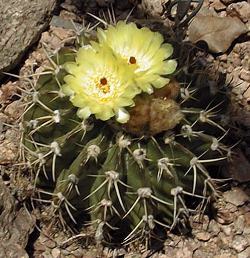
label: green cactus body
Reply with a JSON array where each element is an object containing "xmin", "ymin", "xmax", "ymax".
[{"xmin": 21, "ymin": 34, "xmax": 229, "ymax": 246}]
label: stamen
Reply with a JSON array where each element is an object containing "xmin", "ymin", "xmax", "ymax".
[
  {"xmin": 100, "ymin": 77, "xmax": 107, "ymax": 85},
  {"xmin": 97, "ymin": 77, "xmax": 110, "ymax": 94},
  {"xmin": 129, "ymin": 56, "xmax": 136, "ymax": 64}
]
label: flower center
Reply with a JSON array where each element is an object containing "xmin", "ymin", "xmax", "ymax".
[
  {"xmin": 129, "ymin": 56, "xmax": 137, "ymax": 64},
  {"xmin": 100, "ymin": 77, "xmax": 107, "ymax": 85},
  {"xmin": 97, "ymin": 77, "xmax": 110, "ymax": 94}
]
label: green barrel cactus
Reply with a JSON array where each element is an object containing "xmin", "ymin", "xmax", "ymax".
[{"xmin": 21, "ymin": 21, "xmax": 230, "ymax": 246}]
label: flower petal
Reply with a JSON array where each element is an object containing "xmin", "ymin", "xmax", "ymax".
[
  {"xmin": 115, "ymin": 108, "xmax": 130, "ymax": 123},
  {"xmin": 77, "ymin": 107, "xmax": 91, "ymax": 119}
]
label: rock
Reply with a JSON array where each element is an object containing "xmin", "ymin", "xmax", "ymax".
[
  {"xmin": 234, "ymin": 215, "xmax": 245, "ymax": 235},
  {"xmin": 51, "ymin": 248, "xmax": 61, "ymax": 258},
  {"xmin": 214, "ymin": 200, "xmax": 235, "ymax": 225},
  {"xmin": 138, "ymin": 0, "xmax": 165, "ymax": 17},
  {"xmin": 0, "ymin": 81, "xmax": 20, "ymax": 106},
  {"xmin": 220, "ymin": 225, "xmax": 233, "ymax": 236},
  {"xmin": 210, "ymin": 0, "xmax": 226, "ymax": 12},
  {"xmin": 214, "ymin": 254, "xmax": 237, "ymax": 258},
  {"xmin": 218, "ymin": 231, "xmax": 233, "ymax": 248},
  {"xmin": 189, "ymin": 13, "xmax": 247, "ymax": 53},
  {"xmin": 227, "ymin": 149, "xmax": 250, "ymax": 183},
  {"xmin": 115, "ymin": 0, "xmax": 133, "ymax": 10},
  {"xmin": 233, "ymin": 42, "xmax": 250, "ymax": 71},
  {"xmin": 96, "ymin": 0, "xmax": 115, "ymax": 7},
  {"xmin": 0, "ymin": 0, "xmax": 58, "ymax": 76},
  {"xmin": 195, "ymin": 231, "xmax": 211, "ymax": 241},
  {"xmin": 238, "ymin": 247, "xmax": 250, "ymax": 258},
  {"xmin": 0, "ymin": 113, "xmax": 8, "ymax": 134},
  {"xmin": 4, "ymin": 100, "xmax": 24, "ymax": 121},
  {"xmin": 193, "ymin": 249, "xmax": 214, "ymax": 258},
  {"xmin": 208, "ymin": 220, "xmax": 221, "ymax": 236},
  {"xmin": 231, "ymin": 235, "xmax": 249, "ymax": 253},
  {"xmin": 0, "ymin": 140, "xmax": 18, "ymax": 165},
  {"xmin": 0, "ymin": 243, "xmax": 29, "ymax": 258},
  {"xmin": 124, "ymin": 253, "xmax": 143, "ymax": 258},
  {"xmin": 0, "ymin": 178, "xmax": 36, "ymax": 257},
  {"xmin": 240, "ymin": 69, "xmax": 250, "ymax": 83},
  {"xmin": 175, "ymin": 247, "xmax": 194, "ymax": 258},
  {"xmin": 227, "ymin": 2, "xmax": 250, "ymax": 23},
  {"xmin": 220, "ymin": 0, "xmax": 237, "ymax": 5},
  {"xmin": 40, "ymin": 27, "xmax": 75, "ymax": 51},
  {"xmin": 223, "ymin": 188, "xmax": 249, "ymax": 207},
  {"xmin": 244, "ymin": 212, "xmax": 250, "ymax": 235},
  {"xmin": 50, "ymin": 15, "xmax": 81, "ymax": 30}
]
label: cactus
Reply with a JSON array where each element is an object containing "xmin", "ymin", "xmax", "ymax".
[{"xmin": 21, "ymin": 21, "xmax": 230, "ymax": 246}]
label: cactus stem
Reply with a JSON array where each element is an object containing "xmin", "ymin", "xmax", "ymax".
[
  {"xmin": 32, "ymin": 197, "xmax": 52, "ymax": 204},
  {"xmin": 123, "ymin": 214, "xmax": 157, "ymax": 246},
  {"xmin": 180, "ymin": 83, "xmax": 198, "ymax": 103},
  {"xmin": 84, "ymin": 171, "xmax": 129, "ymax": 212},
  {"xmin": 22, "ymin": 92, "xmax": 53, "ymax": 116},
  {"xmin": 52, "ymin": 155, "xmax": 59, "ymax": 182},
  {"xmin": 26, "ymin": 140, "xmax": 61, "ymax": 182},
  {"xmin": 225, "ymin": 140, "xmax": 240, "ymax": 160},
  {"xmin": 38, "ymin": 190, "xmax": 77, "ymax": 224},
  {"xmin": 46, "ymin": 76, "xmax": 65, "ymax": 103},
  {"xmin": 195, "ymin": 101, "xmax": 226, "ymax": 132},
  {"xmin": 87, "ymin": 199, "xmax": 120, "ymax": 220},
  {"xmin": 59, "ymin": 233, "xmax": 88, "ymax": 247},
  {"xmin": 86, "ymin": 144, "xmax": 101, "ymax": 163},
  {"xmin": 27, "ymin": 119, "xmax": 39, "ymax": 129},
  {"xmin": 132, "ymin": 148, "xmax": 148, "ymax": 169},
  {"xmin": 124, "ymin": 188, "xmax": 173, "ymax": 219},
  {"xmin": 154, "ymin": 217, "xmax": 171, "ymax": 229},
  {"xmin": 93, "ymin": 219, "xmax": 118, "ymax": 243},
  {"xmin": 29, "ymin": 119, "xmax": 54, "ymax": 136},
  {"xmin": 197, "ymin": 156, "xmax": 228, "ymax": 163},
  {"xmin": 170, "ymin": 207, "xmax": 189, "ymax": 230},
  {"xmin": 163, "ymin": 132, "xmax": 176, "ymax": 145},
  {"xmin": 41, "ymin": 43, "xmax": 60, "ymax": 70},
  {"xmin": 59, "ymin": 174, "xmax": 80, "ymax": 195},
  {"xmin": 87, "ymin": 12, "xmax": 108, "ymax": 27},
  {"xmin": 22, "ymin": 102, "xmax": 36, "ymax": 118},
  {"xmin": 179, "ymin": 124, "xmax": 202, "ymax": 140},
  {"xmin": 157, "ymin": 157, "xmax": 175, "ymax": 181},
  {"xmin": 95, "ymin": 221, "xmax": 105, "ymax": 243},
  {"xmin": 25, "ymin": 71, "xmax": 55, "ymax": 78},
  {"xmin": 49, "ymin": 90, "xmax": 65, "ymax": 101},
  {"xmin": 123, "ymin": 217, "xmax": 145, "ymax": 243},
  {"xmin": 204, "ymin": 178, "xmax": 218, "ymax": 196},
  {"xmin": 116, "ymin": 134, "xmax": 131, "ymax": 150},
  {"xmin": 199, "ymin": 110, "xmax": 226, "ymax": 132},
  {"xmin": 33, "ymin": 153, "xmax": 48, "ymax": 181},
  {"xmin": 67, "ymin": 119, "xmax": 94, "ymax": 140},
  {"xmin": 170, "ymin": 187, "xmax": 191, "ymax": 228}
]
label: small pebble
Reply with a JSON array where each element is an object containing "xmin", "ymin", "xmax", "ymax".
[
  {"xmin": 231, "ymin": 235, "xmax": 249, "ymax": 253},
  {"xmin": 234, "ymin": 215, "xmax": 245, "ymax": 235},
  {"xmin": 196, "ymin": 231, "xmax": 211, "ymax": 241},
  {"xmin": 240, "ymin": 69, "xmax": 250, "ymax": 82},
  {"xmin": 223, "ymin": 188, "xmax": 249, "ymax": 207}
]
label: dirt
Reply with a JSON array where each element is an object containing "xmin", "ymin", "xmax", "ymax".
[{"xmin": 0, "ymin": 0, "xmax": 249, "ymax": 257}]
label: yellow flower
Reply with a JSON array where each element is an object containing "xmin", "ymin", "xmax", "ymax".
[
  {"xmin": 63, "ymin": 46, "xmax": 139, "ymax": 123},
  {"xmin": 95, "ymin": 21, "xmax": 177, "ymax": 94}
]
